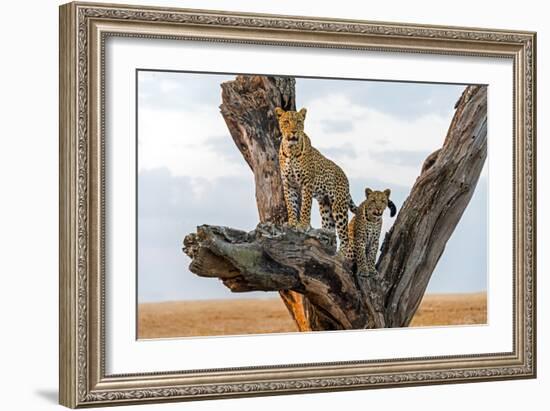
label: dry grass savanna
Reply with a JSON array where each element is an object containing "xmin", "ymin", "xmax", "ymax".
[{"xmin": 138, "ymin": 292, "xmax": 487, "ymax": 339}]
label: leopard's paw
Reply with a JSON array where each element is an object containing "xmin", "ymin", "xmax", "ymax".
[
  {"xmin": 356, "ymin": 270, "xmax": 369, "ymax": 279},
  {"xmin": 368, "ymin": 269, "xmax": 381, "ymax": 280},
  {"xmin": 296, "ymin": 222, "xmax": 311, "ymax": 232},
  {"xmin": 283, "ymin": 220, "xmax": 299, "ymax": 229},
  {"xmin": 357, "ymin": 269, "xmax": 379, "ymax": 280}
]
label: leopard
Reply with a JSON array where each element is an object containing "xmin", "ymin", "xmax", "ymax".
[
  {"xmin": 274, "ymin": 107, "xmax": 357, "ymax": 254},
  {"xmin": 348, "ymin": 188, "xmax": 397, "ymax": 279}
]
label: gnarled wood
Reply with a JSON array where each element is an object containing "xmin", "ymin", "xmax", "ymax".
[
  {"xmin": 220, "ymin": 75, "xmax": 294, "ymax": 224},
  {"xmin": 183, "ymin": 224, "xmax": 369, "ymax": 329},
  {"xmin": 183, "ymin": 80, "xmax": 487, "ymax": 330},
  {"xmin": 379, "ymin": 85, "xmax": 487, "ymax": 327}
]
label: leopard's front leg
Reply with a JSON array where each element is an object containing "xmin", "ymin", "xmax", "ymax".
[
  {"xmin": 333, "ymin": 202, "xmax": 351, "ymax": 257},
  {"xmin": 297, "ymin": 185, "xmax": 313, "ymax": 230},
  {"xmin": 282, "ymin": 180, "xmax": 300, "ymax": 227},
  {"xmin": 355, "ymin": 240, "xmax": 369, "ymax": 279},
  {"xmin": 365, "ymin": 237, "xmax": 379, "ymax": 278}
]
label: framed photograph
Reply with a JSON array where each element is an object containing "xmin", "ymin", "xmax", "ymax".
[{"xmin": 59, "ymin": 1, "xmax": 537, "ymax": 408}]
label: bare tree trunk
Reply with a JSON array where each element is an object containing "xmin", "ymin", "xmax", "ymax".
[
  {"xmin": 379, "ymin": 85, "xmax": 487, "ymax": 327},
  {"xmin": 183, "ymin": 79, "xmax": 487, "ymax": 330},
  {"xmin": 220, "ymin": 76, "xmax": 294, "ymax": 225}
]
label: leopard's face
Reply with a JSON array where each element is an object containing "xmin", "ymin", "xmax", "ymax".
[
  {"xmin": 364, "ymin": 189, "xmax": 391, "ymax": 221},
  {"xmin": 275, "ymin": 107, "xmax": 307, "ymax": 147}
]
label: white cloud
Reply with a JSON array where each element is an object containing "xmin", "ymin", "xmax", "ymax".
[
  {"xmin": 303, "ymin": 93, "xmax": 455, "ymax": 187},
  {"xmin": 138, "ymin": 104, "xmax": 249, "ymax": 180},
  {"xmin": 158, "ymin": 78, "xmax": 182, "ymax": 94}
]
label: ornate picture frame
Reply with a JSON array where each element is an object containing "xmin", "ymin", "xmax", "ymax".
[{"xmin": 59, "ymin": 1, "xmax": 536, "ymax": 408}]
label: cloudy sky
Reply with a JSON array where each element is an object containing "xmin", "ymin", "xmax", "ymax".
[{"xmin": 137, "ymin": 71, "xmax": 487, "ymax": 303}]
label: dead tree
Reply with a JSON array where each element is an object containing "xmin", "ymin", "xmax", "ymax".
[{"xmin": 182, "ymin": 76, "xmax": 487, "ymax": 330}]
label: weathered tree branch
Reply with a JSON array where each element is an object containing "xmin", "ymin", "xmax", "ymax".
[
  {"xmin": 183, "ymin": 224, "xmax": 368, "ymax": 329},
  {"xmin": 183, "ymin": 79, "xmax": 487, "ymax": 330}
]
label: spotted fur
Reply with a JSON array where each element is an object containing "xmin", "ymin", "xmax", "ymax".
[
  {"xmin": 275, "ymin": 107, "xmax": 357, "ymax": 253},
  {"xmin": 348, "ymin": 188, "xmax": 397, "ymax": 278}
]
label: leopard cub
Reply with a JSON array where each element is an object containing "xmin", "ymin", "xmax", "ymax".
[{"xmin": 348, "ymin": 188, "xmax": 397, "ymax": 279}]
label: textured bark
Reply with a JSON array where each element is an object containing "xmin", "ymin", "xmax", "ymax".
[
  {"xmin": 378, "ymin": 85, "xmax": 487, "ymax": 327},
  {"xmin": 183, "ymin": 80, "xmax": 487, "ymax": 330},
  {"xmin": 183, "ymin": 224, "xmax": 368, "ymax": 329},
  {"xmin": 220, "ymin": 75, "xmax": 294, "ymax": 224}
]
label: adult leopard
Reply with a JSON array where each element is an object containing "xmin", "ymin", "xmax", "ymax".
[{"xmin": 274, "ymin": 107, "xmax": 356, "ymax": 254}]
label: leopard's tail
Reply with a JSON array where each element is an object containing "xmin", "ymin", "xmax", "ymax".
[{"xmin": 348, "ymin": 195, "xmax": 357, "ymax": 214}]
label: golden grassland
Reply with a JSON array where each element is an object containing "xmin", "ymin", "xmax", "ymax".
[{"xmin": 137, "ymin": 292, "xmax": 487, "ymax": 339}]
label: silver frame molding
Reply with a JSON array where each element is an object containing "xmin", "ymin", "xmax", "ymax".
[{"xmin": 59, "ymin": 2, "xmax": 536, "ymax": 408}]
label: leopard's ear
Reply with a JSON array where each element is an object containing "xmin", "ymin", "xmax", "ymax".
[
  {"xmin": 274, "ymin": 107, "xmax": 285, "ymax": 119},
  {"xmin": 365, "ymin": 188, "xmax": 373, "ymax": 198},
  {"xmin": 299, "ymin": 107, "xmax": 307, "ymax": 119},
  {"xmin": 384, "ymin": 188, "xmax": 391, "ymax": 199}
]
